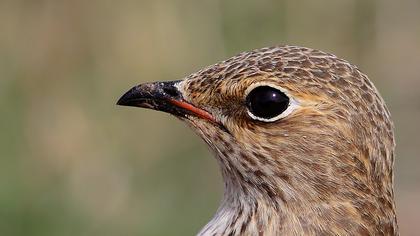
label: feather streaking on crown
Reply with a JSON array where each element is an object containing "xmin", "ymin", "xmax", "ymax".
[{"xmin": 117, "ymin": 45, "xmax": 398, "ymax": 235}]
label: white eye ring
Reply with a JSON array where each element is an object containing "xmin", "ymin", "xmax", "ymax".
[{"xmin": 244, "ymin": 82, "xmax": 299, "ymax": 122}]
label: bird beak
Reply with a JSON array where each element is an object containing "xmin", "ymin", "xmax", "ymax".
[{"xmin": 117, "ymin": 81, "xmax": 216, "ymax": 122}]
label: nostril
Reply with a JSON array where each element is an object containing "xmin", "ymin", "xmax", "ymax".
[{"xmin": 163, "ymin": 85, "xmax": 180, "ymax": 98}]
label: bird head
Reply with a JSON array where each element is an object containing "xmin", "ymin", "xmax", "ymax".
[{"xmin": 118, "ymin": 46, "xmax": 397, "ymax": 234}]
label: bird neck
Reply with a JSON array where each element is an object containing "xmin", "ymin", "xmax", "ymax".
[
  {"xmin": 198, "ymin": 153, "xmax": 398, "ymax": 236},
  {"xmin": 198, "ymin": 163, "xmax": 289, "ymax": 236},
  {"xmin": 190, "ymin": 121, "xmax": 397, "ymax": 235}
]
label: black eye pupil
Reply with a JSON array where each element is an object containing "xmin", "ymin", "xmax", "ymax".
[{"xmin": 246, "ymin": 86, "xmax": 289, "ymax": 120}]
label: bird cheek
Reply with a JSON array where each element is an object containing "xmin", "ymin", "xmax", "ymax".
[{"xmin": 218, "ymin": 118, "xmax": 249, "ymax": 141}]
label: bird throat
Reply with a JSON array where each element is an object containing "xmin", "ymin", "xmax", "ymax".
[
  {"xmin": 196, "ymin": 139, "xmax": 292, "ymax": 235},
  {"xmin": 198, "ymin": 166, "xmax": 287, "ymax": 236}
]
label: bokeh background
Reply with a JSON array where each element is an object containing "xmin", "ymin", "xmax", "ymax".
[{"xmin": 1, "ymin": 0, "xmax": 419, "ymax": 235}]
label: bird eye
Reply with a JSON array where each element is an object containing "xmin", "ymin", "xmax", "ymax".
[{"xmin": 246, "ymin": 86, "xmax": 290, "ymax": 122}]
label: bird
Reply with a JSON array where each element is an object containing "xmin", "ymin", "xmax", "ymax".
[{"xmin": 117, "ymin": 45, "xmax": 398, "ymax": 235}]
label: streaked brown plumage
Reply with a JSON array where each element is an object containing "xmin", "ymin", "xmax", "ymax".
[{"xmin": 118, "ymin": 46, "xmax": 398, "ymax": 235}]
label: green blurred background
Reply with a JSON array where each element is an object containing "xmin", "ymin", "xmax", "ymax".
[{"xmin": 1, "ymin": 0, "xmax": 419, "ymax": 235}]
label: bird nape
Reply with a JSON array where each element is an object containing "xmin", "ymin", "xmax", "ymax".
[{"xmin": 117, "ymin": 46, "xmax": 398, "ymax": 236}]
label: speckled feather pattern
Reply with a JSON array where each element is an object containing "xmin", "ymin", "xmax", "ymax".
[{"xmin": 174, "ymin": 46, "xmax": 398, "ymax": 235}]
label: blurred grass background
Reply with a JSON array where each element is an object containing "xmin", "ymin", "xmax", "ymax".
[{"xmin": 1, "ymin": 0, "xmax": 419, "ymax": 235}]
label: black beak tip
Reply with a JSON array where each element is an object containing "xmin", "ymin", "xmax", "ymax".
[
  {"xmin": 116, "ymin": 94, "xmax": 128, "ymax": 106},
  {"xmin": 116, "ymin": 87, "xmax": 138, "ymax": 106},
  {"xmin": 116, "ymin": 96, "xmax": 125, "ymax": 106}
]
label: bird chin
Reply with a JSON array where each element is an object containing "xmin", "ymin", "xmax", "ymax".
[
  {"xmin": 176, "ymin": 114, "xmax": 204, "ymax": 124},
  {"xmin": 178, "ymin": 114, "xmax": 232, "ymax": 137}
]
